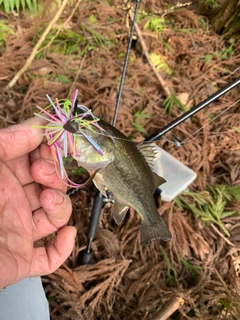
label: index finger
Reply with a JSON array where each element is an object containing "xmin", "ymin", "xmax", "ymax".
[{"xmin": 0, "ymin": 117, "xmax": 46, "ymax": 161}]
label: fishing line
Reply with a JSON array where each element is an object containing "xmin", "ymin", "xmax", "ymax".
[{"xmin": 174, "ymin": 98, "xmax": 240, "ymax": 146}]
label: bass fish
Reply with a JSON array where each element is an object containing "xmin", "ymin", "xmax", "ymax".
[{"xmin": 73, "ymin": 119, "xmax": 171, "ymax": 245}]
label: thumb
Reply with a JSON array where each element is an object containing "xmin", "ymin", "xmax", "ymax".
[{"xmin": 0, "ymin": 117, "xmax": 47, "ymax": 161}]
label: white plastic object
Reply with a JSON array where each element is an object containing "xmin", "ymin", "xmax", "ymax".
[{"xmin": 153, "ymin": 144, "xmax": 197, "ymax": 202}]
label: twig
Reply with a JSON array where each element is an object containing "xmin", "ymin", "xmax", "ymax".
[
  {"xmin": 210, "ymin": 223, "xmax": 234, "ymax": 247},
  {"xmin": 150, "ymin": 296, "xmax": 184, "ymax": 320},
  {"xmin": 6, "ymin": 0, "xmax": 70, "ymax": 89},
  {"xmin": 128, "ymin": 10, "xmax": 170, "ymax": 97}
]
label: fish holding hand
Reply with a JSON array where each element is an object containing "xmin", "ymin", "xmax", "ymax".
[{"xmin": 35, "ymin": 91, "xmax": 171, "ymax": 245}]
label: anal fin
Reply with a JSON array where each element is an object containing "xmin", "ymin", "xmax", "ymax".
[
  {"xmin": 113, "ymin": 200, "xmax": 129, "ymax": 225},
  {"xmin": 152, "ymin": 171, "xmax": 166, "ymax": 191}
]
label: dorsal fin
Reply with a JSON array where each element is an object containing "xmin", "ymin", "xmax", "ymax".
[{"xmin": 137, "ymin": 142, "xmax": 158, "ymax": 169}]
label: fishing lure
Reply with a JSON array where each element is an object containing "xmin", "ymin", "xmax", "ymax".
[{"xmin": 34, "ymin": 89, "xmax": 108, "ymax": 187}]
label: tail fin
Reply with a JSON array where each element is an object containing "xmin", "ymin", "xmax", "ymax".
[{"xmin": 140, "ymin": 217, "xmax": 171, "ymax": 245}]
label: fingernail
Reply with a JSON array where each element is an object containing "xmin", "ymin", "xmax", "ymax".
[
  {"xmin": 53, "ymin": 190, "xmax": 64, "ymax": 205},
  {"xmin": 41, "ymin": 159, "xmax": 56, "ymax": 175}
]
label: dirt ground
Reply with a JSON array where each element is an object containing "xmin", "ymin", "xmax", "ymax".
[{"xmin": 1, "ymin": 0, "xmax": 240, "ymax": 319}]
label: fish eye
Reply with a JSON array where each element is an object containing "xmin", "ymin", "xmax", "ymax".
[{"xmin": 63, "ymin": 121, "xmax": 79, "ymax": 133}]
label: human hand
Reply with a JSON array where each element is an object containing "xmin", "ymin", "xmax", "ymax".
[{"xmin": 0, "ymin": 117, "xmax": 76, "ymax": 290}]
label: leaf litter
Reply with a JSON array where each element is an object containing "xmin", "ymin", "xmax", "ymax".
[{"xmin": 0, "ymin": 0, "xmax": 240, "ymax": 319}]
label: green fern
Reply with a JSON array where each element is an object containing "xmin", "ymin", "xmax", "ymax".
[
  {"xmin": 34, "ymin": 28, "xmax": 86, "ymax": 59},
  {"xmin": 0, "ymin": 0, "xmax": 37, "ymax": 13},
  {"xmin": 160, "ymin": 246, "xmax": 177, "ymax": 285},
  {"xmin": 178, "ymin": 256, "xmax": 201, "ymax": 278},
  {"xmin": 163, "ymin": 89, "xmax": 186, "ymax": 115},
  {"xmin": 175, "ymin": 185, "xmax": 240, "ymax": 236},
  {"xmin": 131, "ymin": 110, "xmax": 151, "ymax": 136},
  {"xmin": 0, "ymin": 20, "xmax": 15, "ymax": 52}
]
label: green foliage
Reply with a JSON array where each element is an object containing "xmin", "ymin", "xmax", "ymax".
[
  {"xmin": 144, "ymin": 17, "xmax": 166, "ymax": 32},
  {"xmin": 218, "ymin": 298, "xmax": 230, "ymax": 310},
  {"xmin": 200, "ymin": 53, "xmax": 214, "ymax": 64},
  {"xmin": 207, "ymin": 113, "xmax": 215, "ymax": 120},
  {"xmin": 207, "ymin": 184, "xmax": 240, "ymax": 202},
  {"xmin": 35, "ymin": 28, "xmax": 86, "ymax": 58},
  {"xmin": 232, "ymin": 126, "xmax": 240, "ymax": 134},
  {"xmin": 131, "ymin": 110, "xmax": 151, "ymax": 136},
  {"xmin": 0, "ymin": 20, "xmax": 15, "ymax": 52},
  {"xmin": 175, "ymin": 185, "xmax": 240, "ymax": 236},
  {"xmin": 71, "ymin": 167, "xmax": 87, "ymax": 175},
  {"xmin": 199, "ymin": 44, "xmax": 233, "ymax": 64},
  {"xmin": 201, "ymin": 0, "xmax": 221, "ymax": 8},
  {"xmin": 160, "ymin": 246, "xmax": 177, "ymax": 285},
  {"xmin": 88, "ymin": 14, "xmax": 97, "ymax": 24},
  {"xmin": 163, "ymin": 89, "xmax": 186, "ymax": 115},
  {"xmin": 82, "ymin": 23, "xmax": 115, "ymax": 50},
  {"xmin": 106, "ymin": 17, "xmax": 114, "ymax": 23},
  {"xmin": 198, "ymin": 17, "xmax": 208, "ymax": 31},
  {"xmin": 220, "ymin": 44, "xmax": 234, "ymax": 60},
  {"xmin": 117, "ymin": 52, "xmax": 125, "ymax": 60},
  {"xmin": 51, "ymin": 74, "xmax": 72, "ymax": 84},
  {"xmin": 133, "ymin": 110, "xmax": 151, "ymax": 119},
  {"xmin": 162, "ymin": 41, "xmax": 173, "ymax": 52},
  {"xmin": 205, "ymin": 0, "xmax": 215, "ymax": 6},
  {"xmin": 132, "ymin": 122, "xmax": 147, "ymax": 135},
  {"xmin": 35, "ymin": 21, "xmax": 114, "ymax": 59},
  {"xmin": 174, "ymin": 28, "xmax": 196, "ymax": 34},
  {"xmin": 0, "ymin": 0, "xmax": 37, "ymax": 13},
  {"xmin": 178, "ymin": 256, "xmax": 201, "ymax": 278},
  {"xmin": 150, "ymin": 52, "xmax": 173, "ymax": 75},
  {"xmin": 136, "ymin": 12, "xmax": 146, "ymax": 23}
]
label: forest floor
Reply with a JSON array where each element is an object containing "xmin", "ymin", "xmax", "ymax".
[{"xmin": 0, "ymin": 0, "xmax": 240, "ymax": 319}]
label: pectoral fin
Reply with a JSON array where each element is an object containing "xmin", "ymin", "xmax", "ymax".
[
  {"xmin": 93, "ymin": 174, "xmax": 108, "ymax": 197},
  {"xmin": 112, "ymin": 200, "xmax": 129, "ymax": 225}
]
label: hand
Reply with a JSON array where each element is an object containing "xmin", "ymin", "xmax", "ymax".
[{"xmin": 0, "ymin": 117, "xmax": 76, "ymax": 290}]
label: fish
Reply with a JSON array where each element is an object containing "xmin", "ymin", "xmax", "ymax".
[{"xmin": 73, "ymin": 119, "xmax": 171, "ymax": 245}]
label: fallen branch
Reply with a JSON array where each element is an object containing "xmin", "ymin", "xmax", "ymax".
[
  {"xmin": 128, "ymin": 10, "xmax": 170, "ymax": 97},
  {"xmin": 150, "ymin": 296, "xmax": 184, "ymax": 320},
  {"xmin": 6, "ymin": 0, "xmax": 69, "ymax": 89}
]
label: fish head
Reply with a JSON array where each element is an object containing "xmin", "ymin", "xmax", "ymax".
[{"xmin": 73, "ymin": 127, "xmax": 116, "ymax": 171}]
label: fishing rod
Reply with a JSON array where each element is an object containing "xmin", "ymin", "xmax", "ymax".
[
  {"xmin": 146, "ymin": 77, "xmax": 240, "ymax": 142},
  {"xmin": 80, "ymin": 77, "xmax": 240, "ymax": 264},
  {"xmin": 76, "ymin": 1, "xmax": 240, "ymax": 263}
]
